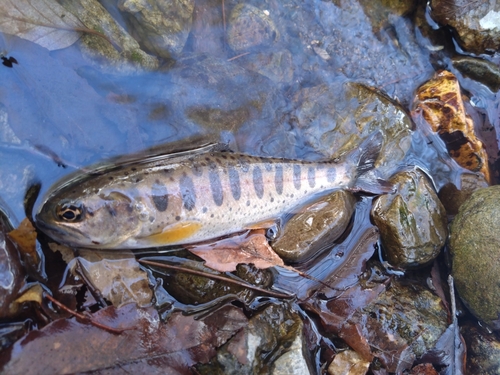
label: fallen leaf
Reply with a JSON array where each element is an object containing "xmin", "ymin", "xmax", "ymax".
[
  {"xmin": 0, "ymin": 0, "xmax": 84, "ymax": 51},
  {"xmin": 188, "ymin": 231, "xmax": 284, "ymax": 272},
  {"xmin": 7, "ymin": 218, "xmax": 40, "ymax": 271},
  {"xmin": 0, "ymin": 303, "xmax": 248, "ymax": 375}
]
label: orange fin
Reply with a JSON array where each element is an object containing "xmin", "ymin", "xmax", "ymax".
[
  {"xmin": 244, "ymin": 219, "xmax": 276, "ymax": 231},
  {"xmin": 142, "ymin": 221, "xmax": 202, "ymax": 245}
]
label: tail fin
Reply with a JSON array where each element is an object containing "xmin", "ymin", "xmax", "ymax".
[{"xmin": 349, "ymin": 131, "xmax": 394, "ymax": 195}]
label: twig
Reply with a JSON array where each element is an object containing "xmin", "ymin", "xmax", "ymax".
[
  {"xmin": 43, "ymin": 293, "xmax": 125, "ymax": 334},
  {"xmin": 139, "ymin": 259, "xmax": 295, "ymax": 299},
  {"xmin": 227, "ymin": 52, "xmax": 250, "ymax": 61}
]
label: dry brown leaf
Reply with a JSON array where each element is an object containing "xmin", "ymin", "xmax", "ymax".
[
  {"xmin": 188, "ymin": 231, "xmax": 285, "ymax": 272},
  {"xmin": 7, "ymin": 218, "xmax": 37, "ymax": 259},
  {"xmin": 0, "ymin": 0, "xmax": 83, "ymax": 50}
]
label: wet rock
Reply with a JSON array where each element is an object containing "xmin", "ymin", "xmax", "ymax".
[
  {"xmin": 198, "ymin": 302, "xmax": 310, "ymax": 374},
  {"xmin": 227, "ymin": 4, "xmax": 279, "ymax": 52},
  {"xmin": 118, "ymin": 0, "xmax": 195, "ymax": 59},
  {"xmin": 450, "ymin": 185, "xmax": 500, "ymax": 330},
  {"xmin": 371, "ymin": 168, "xmax": 448, "ymax": 268},
  {"xmin": 412, "ymin": 70, "xmax": 490, "ymax": 183},
  {"xmin": 438, "ymin": 172, "xmax": 489, "ymax": 215},
  {"xmin": 461, "ymin": 321, "xmax": 500, "ymax": 374},
  {"xmin": 328, "ymin": 349, "xmax": 370, "ymax": 375},
  {"xmin": 157, "ymin": 259, "xmax": 273, "ymax": 306},
  {"xmin": 290, "ymin": 82, "xmax": 413, "ymax": 178},
  {"xmin": 58, "ymin": 0, "xmax": 158, "ymax": 71},
  {"xmin": 357, "ymin": 279, "xmax": 448, "ymax": 373},
  {"xmin": 452, "ymin": 56, "xmax": 500, "ymax": 93},
  {"xmin": 430, "ymin": 0, "xmax": 500, "ymax": 54},
  {"xmin": 271, "ymin": 190, "xmax": 356, "ymax": 263}
]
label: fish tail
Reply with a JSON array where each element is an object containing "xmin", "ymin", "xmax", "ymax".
[{"xmin": 348, "ymin": 131, "xmax": 394, "ymax": 194}]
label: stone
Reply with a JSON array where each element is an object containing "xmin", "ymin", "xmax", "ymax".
[
  {"xmin": 450, "ymin": 185, "xmax": 500, "ymax": 330},
  {"xmin": 271, "ymin": 190, "xmax": 356, "ymax": 263},
  {"xmin": 371, "ymin": 168, "xmax": 448, "ymax": 268}
]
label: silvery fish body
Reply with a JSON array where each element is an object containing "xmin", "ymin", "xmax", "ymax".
[{"xmin": 36, "ymin": 134, "xmax": 386, "ymax": 249}]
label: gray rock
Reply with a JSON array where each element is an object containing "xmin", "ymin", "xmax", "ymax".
[
  {"xmin": 371, "ymin": 168, "xmax": 448, "ymax": 268},
  {"xmin": 227, "ymin": 4, "xmax": 279, "ymax": 52},
  {"xmin": 118, "ymin": 0, "xmax": 195, "ymax": 58},
  {"xmin": 450, "ymin": 185, "xmax": 500, "ymax": 330},
  {"xmin": 430, "ymin": 0, "xmax": 500, "ymax": 54},
  {"xmin": 58, "ymin": 0, "xmax": 158, "ymax": 71},
  {"xmin": 290, "ymin": 82, "xmax": 413, "ymax": 178}
]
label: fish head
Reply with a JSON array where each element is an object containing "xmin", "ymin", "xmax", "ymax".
[{"xmin": 36, "ymin": 188, "xmax": 143, "ymax": 249}]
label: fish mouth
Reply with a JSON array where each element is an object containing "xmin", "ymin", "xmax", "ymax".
[{"xmin": 35, "ymin": 213, "xmax": 90, "ymax": 244}]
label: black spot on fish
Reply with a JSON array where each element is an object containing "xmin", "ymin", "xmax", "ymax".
[
  {"xmin": 175, "ymin": 216, "xmax": 181, "ymax": 221},
  {"xmin": 164, "ymin": 168, "xmax": 174, "ymax": 175},
  {"xmin": 308, "ymin": 167, "xmax": 316, "ymax": 188},
  {"xmin": 131, "ymin": 167, "xmax": 137, "ymax": 171},
  {"xmin": 135, "ymin": 176, "xmax": 143, "ymax": 183},
  {"xmin": 180, "ymin": 173, "xmax": 196, "ymax": 211},
  {"xmin": 293, "ymin": 165, "xmax": 301, "ymax": 190},
  {"xmin": 327, "ymin": 167, "xmax": 336, "ymax": 183},
  {"xmin": 191, "ymin": 161, "xmax": 204, "ymax": 176},
  {"xmin": 151, "ymin": 182, "xmax": 169, "ymax": 212},
  {"xmin": 253, "ymin": 166, "xmax": 264, "ymax": 199},
  {"xmin": 228, "ymin": 165, "xmax": 241, "ymax": 201},
  {"xmin": 108, "ymin": 176, "xmax": 114, "ymax": 180},
  {"xmin": 202, "ymin": 207, "xmax": 208, "ymax": 213},
  {"xmin": 209, "ymin": 169, "xmax": 224, "ymax": 206},
  {"xmin": 275, "ymin": 165, "xmax": 283, "ymax": 195},
  {"xmin": 246, "ymin": 200, "xmax": 250, "ymax": 206}
]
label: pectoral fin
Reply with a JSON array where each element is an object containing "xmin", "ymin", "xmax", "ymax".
[{"xmin": 142, "ymin": 221, "xmax": 202, "ymax": 245}]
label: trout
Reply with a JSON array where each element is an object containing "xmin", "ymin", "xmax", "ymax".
[{"xmin": 36, "ymin": 132, "xmax": 389, "ymax": 249}]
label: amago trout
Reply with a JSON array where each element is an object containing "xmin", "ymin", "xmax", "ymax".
[{"xmin": 36, "ymin": 132, "xmax": 389, "ymax": 249}]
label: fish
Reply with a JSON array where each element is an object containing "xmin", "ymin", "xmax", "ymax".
[{"xmin": 35, "ymin": 132, "xmax": 390, "ymax": 249}]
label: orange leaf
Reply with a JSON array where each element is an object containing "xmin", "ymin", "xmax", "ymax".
[{"xmin": 8, "ymin": 218, "xmax": 37, "ymax": 259}]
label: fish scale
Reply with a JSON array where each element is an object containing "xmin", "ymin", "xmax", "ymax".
[{"xmin": 36, "ymin": 133, "xmax": 386, "ymax": 249}]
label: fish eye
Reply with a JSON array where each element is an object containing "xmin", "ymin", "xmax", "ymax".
[{"xmin": 56, "ymin": 203, "xmax": 84, "ymax": 222}]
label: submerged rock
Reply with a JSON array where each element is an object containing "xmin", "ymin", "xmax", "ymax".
[
  {"xmin": 450, "ymin": 185, "xmax": 500, "ymax": 330},
  {"xmin": 118, "ymin": 0, "xmax": 195, "ymax": 58},
  {"xmin": 271, "ymin": 190, "xmax": 356, "ymax": 263},
  {"xmin": 430, "ymin": 0, "xmax": 500, "ymax": 54},
  {"xmin": 371, "ymin": 168, "xmax": 448, "ymax": 268},
  {"xmin": 58, "ymin": 0, "xmax": 158, "ymax": 71},
  {"xmin": 438, "ymin": 172, "xmax": 489, "ymax": 215},
  {"xmin": 290, "ymin": 82, "xmax": 413, "ymax": 178},
  {"xmin": 227, "ymin": 4, "xmax": 279, "ymax": 52}
]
